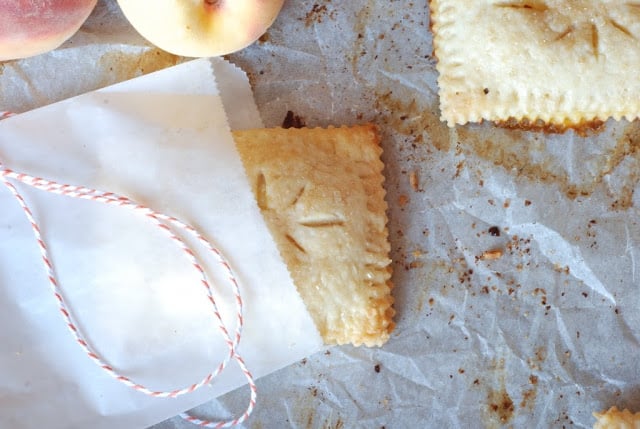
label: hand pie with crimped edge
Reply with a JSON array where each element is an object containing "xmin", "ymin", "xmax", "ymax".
[
  {"xmin": 233, "ymin": 124, "xmax": 394, "ymax": 347},
  {"xmin": 430, "ymin": 1, "xmax": 640, "ymax": 128}
]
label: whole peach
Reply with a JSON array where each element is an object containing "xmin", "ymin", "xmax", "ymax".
[
  {"xmin": 117, "ymin": 0, "xmax": 285, "ymax": 57},
  {"xmin": 0, "ymin": 0, "xmax": 97, "ymax": 61}
]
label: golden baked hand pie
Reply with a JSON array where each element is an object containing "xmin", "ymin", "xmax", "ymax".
[
  {"xmin": 593, "ymin": 406, "xmax": 640, "ymax": 428},
  {"xmin": 233, "ymin": 125, "xmax": 394, "ymax": 347},
  {"xmin": 430, "ymin": 1, "xmax": 640, "ymax": 128}
]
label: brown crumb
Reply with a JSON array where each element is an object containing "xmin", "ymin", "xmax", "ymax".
[
  {"xmin": 304, "ymin": 3, "xmax": 329, "ymax": 27},
  {"xmin": 409, "ymin": 171, "xmax": 419, "ymax": 191},
  {"xmin": 488, "ymin": 226, "xmax": 500, "ymax": 237},
  {"xmin": 282, "ymin": 110, "xmax": 306, "ymax": 129},
  {"xmin": 481, "ymin": 249, "xmax": 503, "ymax": 260}
]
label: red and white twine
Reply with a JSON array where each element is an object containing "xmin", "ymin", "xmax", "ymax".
[{"xmin": 0, "ymin": 112, "xmax": 255, "ymax": 428}]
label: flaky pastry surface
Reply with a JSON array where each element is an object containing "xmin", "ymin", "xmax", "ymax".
[
  {"xmin": 233, "ymin": 125, "xmax": 394, "ymax": 347},
  {"xmin": 593, "ymin": 406, "xmax": 640, "ymax": 429},
  {"xmin": 431, "ymin": 1, "xmax": 640, "ymax": 126}
]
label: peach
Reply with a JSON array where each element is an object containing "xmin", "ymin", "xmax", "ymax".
[
  {"xmin": 0, "ymin": 0, "xmax": 97, "ymax": 61},
  {"xmin": 117, "ymin": 0, "xmax": 285, "ymax": 57}
]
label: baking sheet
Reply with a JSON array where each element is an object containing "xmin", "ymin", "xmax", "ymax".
[{"xmin": 2, "ymin": 1, "xmax": 640, "ymax": 428}]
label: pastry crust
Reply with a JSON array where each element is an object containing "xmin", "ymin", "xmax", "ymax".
[
  {"xmin": 593, "ymin": 406, "xmax": 640, "ymax": 429},
  {"xmin": 430, "ymin": 1, "xmax": 640, "ymax": 127},
  {"xmin": 233, "ymin": 125, "xmax": 394, "ymax": 347}
]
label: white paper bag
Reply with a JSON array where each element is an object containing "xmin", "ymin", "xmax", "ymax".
[{"xmin": 0, "ymin": 58, "xmax": 323, "ymax": 429}]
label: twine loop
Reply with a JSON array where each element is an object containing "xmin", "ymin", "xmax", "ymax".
[{"xmin": 0, "ymin": 111, "xmax": 255, "ymax": 428}]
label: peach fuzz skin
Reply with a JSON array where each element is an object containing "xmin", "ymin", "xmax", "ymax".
[
  {"xmin": 117, "ymin": 0, "xmax": 285, "ymax": 57},
  {"xmin": 0, "ymin": 0, "xmax": 97, "ymax": 61}
]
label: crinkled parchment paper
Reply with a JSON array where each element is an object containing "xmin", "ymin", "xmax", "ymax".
[{"xmin": 2, "ymin": 1, "xmax": 640, "ymax": 428}]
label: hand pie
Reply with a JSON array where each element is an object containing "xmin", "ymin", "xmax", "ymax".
[
  {"xmin": 430, "ymin": 1, "xmax": 640, "ymax": 128},
  {"xmin": 233, "ymin": 125, "xmax": 395, "ymax": 347}
]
